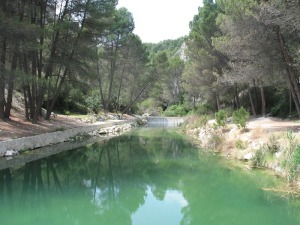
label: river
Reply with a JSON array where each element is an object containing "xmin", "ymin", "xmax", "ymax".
[{"xmin": 1, "ymin": 127, "xmax": 300, "ymax": 225}]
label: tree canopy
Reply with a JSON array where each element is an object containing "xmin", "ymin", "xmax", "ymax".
[{"xmin": 1, "ymin": 0, "xmax": 300, "ymax": 120}]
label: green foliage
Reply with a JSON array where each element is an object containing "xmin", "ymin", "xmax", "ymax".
[
  {"xmin": 266, "ymin": 134, "xmax": 279, "ymax": 154},
  {"xmin": 138, "ymin": 98, "xmax": 162, "ymax": 116},
  {"xmin": 284, "ymin": 145, "xmax": 300, "ymax": 181},
  {"xmin": 235, "ymin": 139, "xmax": 246, "ymax": 150},
  {"xmin": 292, "ymin": 146, "xmax": 300, "ymax": 167},
  {"xmin": 192, "ymin": 103, "xmax": 215, "ymax": 115},
  {"xmin": 197, "ymin": 115, "xmax": 209, "ymax": 127},
  {"xmin": 264, "ymin": 86, "xmax": 291, "ymax": 118},
  {"xmin": 217, "ymin": 0, "xmax": 257, "ymax": 21},
  {"xmin": 215, "ymin": 109, "xmax": 227, "ymax": 127},
  {"xmin": 163, "ymin": 104, "xmax": 188, "ymax": 117},
  {"xmin": 208, "ymin": 133, "xmax": 223, "ymax": 151},
  {"xmin": 85, "ymin": 90, "xmax": 102, "ymax": 114},
  {"xmin": 286, "ymin": 130, "xmax": 295, "ymax": 142},
  {"xmin": 252, "ymin": 148, "xmax": 266, "ymax": 167},
  {"xmin": 145, "ymin": 37, "xmax": 184, "ymax": 58},
  {"xmin": 232, "ymin": 107, "xmax": 250, "ymax": 128}
]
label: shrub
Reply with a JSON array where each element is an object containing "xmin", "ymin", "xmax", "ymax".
[
  {"xmin": 232, "ymin": 107, "xmax": 250, "ymax": 128},
  {"xmin": 285, "ymin": 145, "xmax": 300, "ymax": 181},
  {"xmin": 215, "ymin": 109, "xmax": 227, "ymax": 127},
  {"xmin": 164, "ymin": 104, "xmax": 188, "ymax": 117},
  {"xmin": 266, "ymin": 134, "xmax": 279, "ymax": 154},
  {"xmin": 235, "ymin": 139, "xmax": 246, "ymax": 150},
  {"xmin": 208, "ymin": 133, "xmax": 223, "ymax": 151},
  {"xmin": 194, "ymin": 103, "xmax": 215, "ymax": 115},
  {"xmin": 85, "ymin": 90, "xmax": 102, "ymax": 114},
  {"xmin": 197, "ymin": 115, "xmax": 209, "ymax": 127},
  {"xmin": 252, "ymin": 148, "xmax": 266, "ymax": 167},
  {"xmin": 137, "ymin": 98, "xmax": 162, "ymax": 115}
]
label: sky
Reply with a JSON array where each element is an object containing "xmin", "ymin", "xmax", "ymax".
[{"xmin": 117, "ymin": 0, "xmax": 202, "ymax": 43}]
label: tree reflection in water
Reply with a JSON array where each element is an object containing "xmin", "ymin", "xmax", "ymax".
[{"xmin": 0, "ymin": 128, "xmax": 296, "ymax": 225}]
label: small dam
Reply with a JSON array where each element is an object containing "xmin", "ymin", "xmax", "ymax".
[{"xmin": 145, "ymin": 116, "xmax": 186, "ymax": 127}]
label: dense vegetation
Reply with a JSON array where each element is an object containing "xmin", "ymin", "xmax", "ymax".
[
  {"xmin": 1, "ymin": 0, "xmax": 300, "ymax": 123},
  {"xmin": 184, "ymin": 0, "xmax": 300, "ymax": 118}
]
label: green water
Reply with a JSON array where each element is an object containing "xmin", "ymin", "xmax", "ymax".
[{"xmin": 1, "ymin": 128, "xmax": 300, "ymax": 225}]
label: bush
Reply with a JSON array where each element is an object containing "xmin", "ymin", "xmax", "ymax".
[
  {"xmin": 270, "ymin": 99, "xmax": 289, "ymax": 118},
  {"xmin": 207, "ymin": 133, "xmax": 224, "ymax": 151},
  {"xmin": 194, "ymin": 103, "xmax": 215, "ymax": 115},
  {"xmin": 232, "ymin": 107, "xmax": 250, "ymax": 128},
  {"xmin": 215, "ymin": 109, "xmax": 227, "ymax": 127},
  {"xmin": 285, "ymin": 145, "xmax": 300, "ymax": 181},
  {"xmin": 164, "ymin": 104, "xmax": 188, "ymax": 117},
  {"xmin": 137, "ymin": 98, "xmax": 162, "ymax": 115},
  {"xmin": 266, "ymin": 134, "xmax": 279, "ymax": 154},
  {"xmin": 235, "ymin": 139, "xmax": 246, "ymax": 150},
  {"xmin": 85, "ymin": 90, "xmax": 102, "ymax": 114},
  {"xmin": 252, "ymin": 148, "xmax": 266, "ymax": 167}
]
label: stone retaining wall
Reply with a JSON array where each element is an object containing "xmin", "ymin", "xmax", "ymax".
[
  {"xmin": 0, "ymin": 136, "xmax": 111, "ymax": 170},
  {"xmin": 0, "ymin": 120, "xmax": 135, "ymax": 156}
]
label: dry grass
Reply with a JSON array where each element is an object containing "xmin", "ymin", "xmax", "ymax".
[{"xmin": 251, "ymin": 127, "xmax": 264, "ymax": 139}]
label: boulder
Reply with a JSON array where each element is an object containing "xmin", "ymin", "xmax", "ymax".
[
  {"xmin": 243, "ymin": 152, "xmax": 254, "ymax": 160},
  {"xmin": 4, "ymin": 150, "xmax": 18, "ymax": 157}
]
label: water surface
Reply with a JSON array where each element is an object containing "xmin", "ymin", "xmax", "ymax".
[{"xmin": 1, "ymin": 128, "xmax": 300, "ymax": 225}]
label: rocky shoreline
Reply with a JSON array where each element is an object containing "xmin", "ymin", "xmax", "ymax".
[{"xmin": 184, "ymin": 117, "xmax": 300, "ymax": 193}]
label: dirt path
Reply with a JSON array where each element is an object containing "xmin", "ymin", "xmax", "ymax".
[
  {"xmin": 0, "ymin": 112, "xmax": 87, "ymax": 141},
  {"xmin": 247, "ymin": 117, "xmax": 300, "ymax": 133}
]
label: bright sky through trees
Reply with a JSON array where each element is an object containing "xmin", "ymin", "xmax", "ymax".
[{"xmin": 117, "ymin": 0, "xmax": 202, "ymax": 43}]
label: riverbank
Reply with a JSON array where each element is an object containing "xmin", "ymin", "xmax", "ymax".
[
  {"xmin": 0, "ymin": 113, "xmax": 140, "ymax": 157},
  {"xmin": 184, "ymin": 116, "xmax": 300, "ymax": 194}
]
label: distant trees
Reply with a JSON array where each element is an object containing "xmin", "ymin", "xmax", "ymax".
[
  {"xmin": 184, "ymin": 0, "xmax": 300, "ymax": 118},
  {"xmin": 2, "ymin": 0, "xmax": 300, "ymax": 120},
  {"xmin": 146, "ymin": 38, "xmax": 185, "ymax": 112}
]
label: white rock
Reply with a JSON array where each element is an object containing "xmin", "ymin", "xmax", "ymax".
[
  {"xmin": 275, "ymin": 166, "xmax": 283, "ymax": 173},
  {"xmin": 275, "ymin": 151, "xmax": 282, "ymax": 158},
  {"xmin": 4, "ymin": 150, "xmax": 18, "ymax": 157},
  {"xmin": 243, "ymin": 152, "xmax": 254, "ymax": 160}
]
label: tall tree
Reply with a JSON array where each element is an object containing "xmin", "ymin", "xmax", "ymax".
[
  {"xmin": 97, "ymin": 7, "xmax": 134, "ymax": 111},
  {"xmin": 184, "ymin": 0, "xmax": 228, "ymax": 111}
]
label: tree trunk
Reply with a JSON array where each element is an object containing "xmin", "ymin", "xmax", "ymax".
[
  {"xmin": 276, "ymin": 26, "xmax": 300, "ymax": 108},
  {"xmin": 106, "ymin": 47, "xmax": 117, "ymax": 111},
  {"xmin": 286, "ymin": 72, "xmax": 300, "ymax": 117},
  {"xmin": 259, "ymin": 81, "xmax": 266, "ymax": 117},
  {"xmin": 122, "ymin": 81, "xmax": 151, "ymax": 114},
  {"xmin": 97, "ymin": 61, "xmax": 106, "ymax": 109},
  {"xmin": 215, "ymin": 92, "xmax": 220, "ymax": 111},
  {"xmin": 4, "ymin": 49, "xmax": 18, "ymax": 118},
  {"xmin": 31, "ymin": 51, "xmax": 39, "ymax": 123},
  {"xmin": 193, "ymin": 95, "xmax": 196, "ymax": 109},
  {"xmin": 116, "ymin": 63, "xmax": 126, "ymax": 112},
  {"xmin": 248, "ymin": 86, "xmax": 257, "ymax": 117},
  {"xmin": 45, "ymin": 0, "xmax": 90, "ymax": 119},
  {"xmin": 45, "ymin": 68, "xmax": 68, "ymax": 119},
  {"xmin": 252, "ymin": 79, "xmax": 259, "ymax": 114},
  {"xmin": 23, "ymin": 87, "xmax": 30, "ymax": 120},
  {"xmin": 234, "ymin": 83, "xmax": 240, "ymax": 109},
  {"xmin": 289, "ymin": 90, "xmax": 292, "ymax": 116},
  {"xmin": 0, "ymin": 37, "xmax": 6, "ymax": 120}
]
